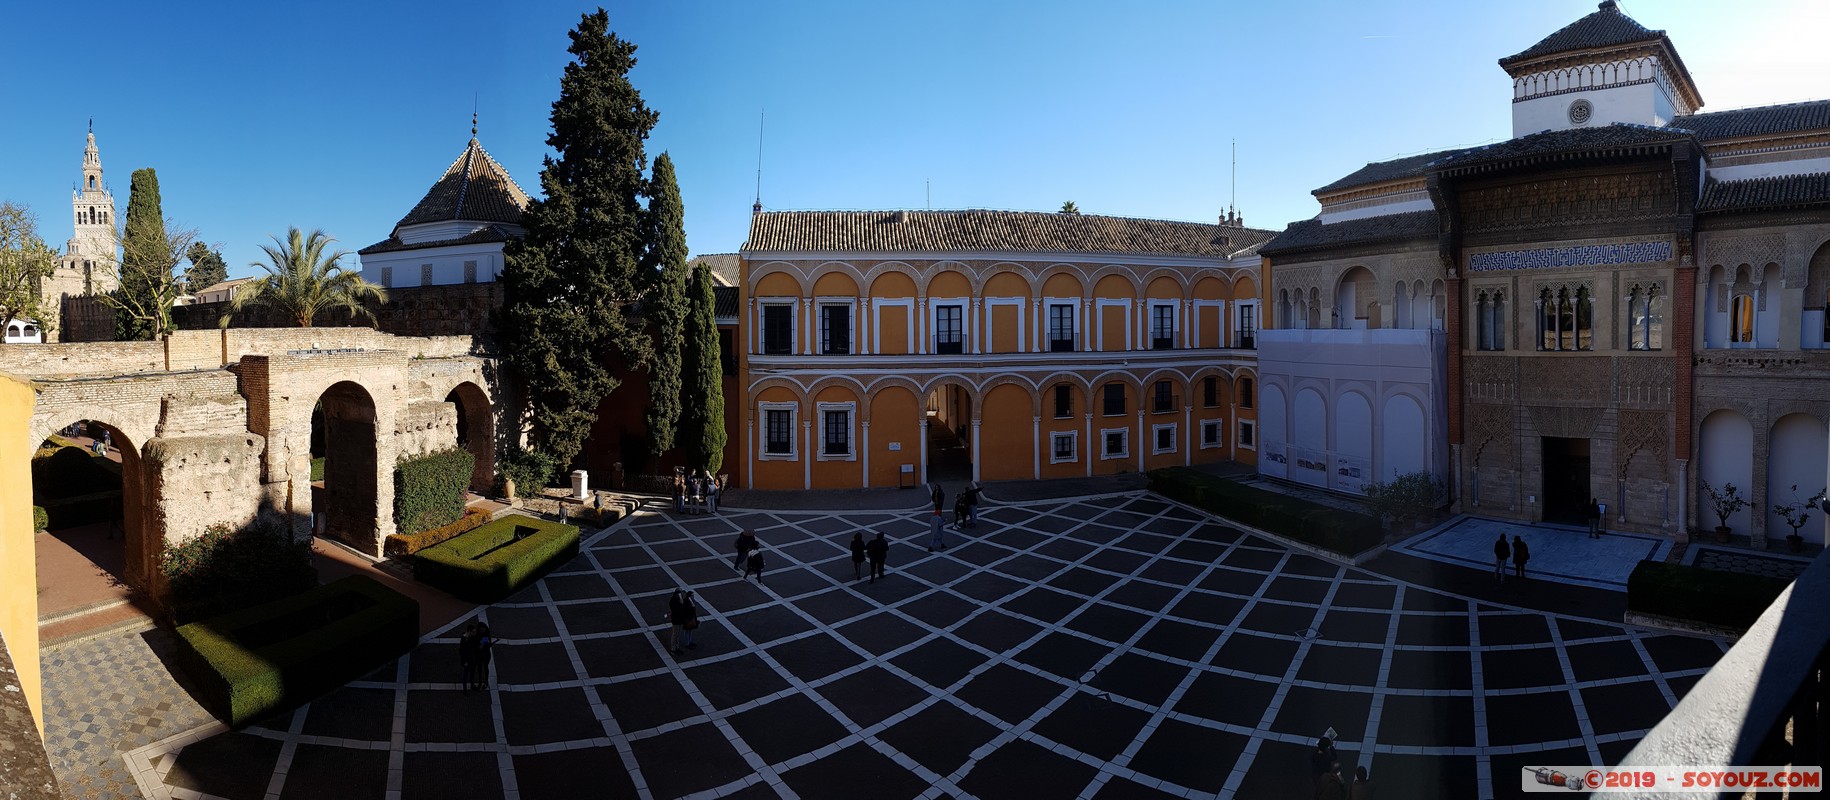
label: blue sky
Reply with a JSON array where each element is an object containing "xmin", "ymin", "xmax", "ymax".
[{"xmin": 1, "ymin": 1, "xmax": 1824, "ymax": 280}]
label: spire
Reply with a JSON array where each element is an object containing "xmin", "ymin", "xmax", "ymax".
[{"xmin": 471, "ymin": 111, "xmax": 478, "ymax": 140}]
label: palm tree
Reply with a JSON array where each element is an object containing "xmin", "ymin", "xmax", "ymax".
[{"xmin": 225, "ymin": 228, "xmax": 387, "ymax": 328}]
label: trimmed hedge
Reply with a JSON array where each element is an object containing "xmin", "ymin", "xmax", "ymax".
[
  {"xmin": 32, "ymin": 505, "xmax": 47, "ymax": 532},
  {"xmin": 394, "ymin": 448, "xmax": 475, "ymax": 535},
  {"xmin": 173, "ymin": 575, "xmax": 418, "ymax": 727},
  {"xmin": 1148, "ymin": 467, "xmax": 1385, "ymax": 557},
  {"xmin": 31, "ymin": 446, "xmax": 120, "ymax": 500},
  {"xmin": 310, "ymin": 456, "xmax": 325, "ymax": 483},
  {"xmin": 161, "ymin": 517, "xmax": 318, "ymax": 624},
  {"xmin": 414, "ymin": 516, "xmax": 579, "ymax": 603},
  {"xmin": 37, "ymin": 490, "xmax": 123, "ymax": 531},
  {"xmin": 1628, "ymin": 560, "xmax": 1792, "ymax": 631},
  {"xmin": 384, "ymin": 509, "xmax": 491, "ymax": 558}
]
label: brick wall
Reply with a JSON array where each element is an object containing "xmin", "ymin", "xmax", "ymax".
[
  {"xmin": 1, "ymin": 329, "xmax": 481, "ymax": 380},
  {"xmin": 58, "ymin": 294, "xmax": 115, "ymax": 343},
  {"xmin": 170, "ymin": 282, "xmax": 502, "ymax": 344},
  {"xmin": 393, "ymin": 400, "xmax": 458, "ymax": 459}
]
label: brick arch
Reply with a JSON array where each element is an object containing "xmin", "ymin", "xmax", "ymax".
[
  {"xmin": 1139, "ymin": 268, "xmax": 1190, "ymax": 297},
  {"xmin": 443, "ymin": 380, "xmax": 495, "ymax": 492},
  {"xmin": 29, "ymin": 407, "xmax": 157, "ymax": 461},
  {"xmin": 748, "ymin": 376, "xmax": 816, "ymax": 403},
  {"xmin": 982, "ymin": 262, "xmax": 1038, "ymax": 296},
  {"xmin": 809, "ymin": 262, "xmax": 865, "ymax": 296},
  {"xmin": 27, "ymin": 416, "xmax": 157, "ymax": 589},
  {"xmin": 861, "ymin": 377, "xmax": 924, "ymax": 423},
  {"xmin": 919, "ymin": 374, "xmax": 981, "ymax": 408},
  {"xmin": 1189, "ymin": 366, "xmax": 1233, "ymax": 408},
  {"xmin": 1033, "ymin": 263, "xmax": 1090, "ymax": 297},
  {"xmin": 921, "ymin": 263, "xmax": 975, "ymax": 297},
  {"xmin": 747, "ymin": 260, "xmax": 807, "ymax": 286},
  {"xmin": 804, "ymin": 375, "xmax": 870, "ymax": 404},
  {"xmin": 1031, "ymin": 372, "xmax": 1093, "ymax": 416},
  {"xmin": 1086, "ymin": 264, "xmax": 1143, "ymax": 296},
  {"xmin": 1806, "ymin": 239, "xmax": 1830, "ymax": 311},
  {"xmin": 1191, "ymin": 274, "xmax": 1231, "ymax": 301},
  {"xmin": 977, "ymin": 374, "xmax": 1040, "ymax": 415},
  {"xmin": 861, "ymin": 261, "xmax": 922, "ymax": 293}
]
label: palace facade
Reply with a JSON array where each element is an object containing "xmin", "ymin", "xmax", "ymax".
[{"xmin": 737, "ymin": 210, "xmax": 1272, "ymax": 491}]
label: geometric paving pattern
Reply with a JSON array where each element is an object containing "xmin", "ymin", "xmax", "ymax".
[
  {"xmin": 119, "ymin": 493, "xmax": 1730, "ymax": 799},
  {"xmin": 40, "ymin": 624, "xmax": 213, "ymax": 800},
  {"xmin": 1685, "ymin": 543, "xmax": 1813, "ymax": 580}
]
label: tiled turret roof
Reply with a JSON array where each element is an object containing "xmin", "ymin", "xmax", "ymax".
[
  {"xmin": 1500, "ymin": 0, "xmax": 1663, "ymax": 67},
  {"xmin": 744, "ymin": 209, "xmax": 1277, "ymax": 259},
  {"xmin": 1258, "ymin": 211, "xmax": 1439, "ymax": 258},
  {"xmin": 395, "ymin": 138, "xmax": 530, "ymax": 229}
]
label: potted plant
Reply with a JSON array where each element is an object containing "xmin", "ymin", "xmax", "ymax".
[
  {"xmin": 1700, "ymin": 479, "xmax": 1748, "ymax": 543},
  {"xmin": 1772, "ymin": 485, "xmax": 1828, "ymax": 554}
]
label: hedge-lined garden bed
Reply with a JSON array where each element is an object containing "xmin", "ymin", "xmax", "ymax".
[
  {"xmin": 173, "ymin": 575, "xmax": 418, "ymax": 727},
  {"xmin": 394, "ymin": 448, "xmax": 475, "ymax": 535},
  {"xmin": 1628, "ymin": 560, "xmax": 1792, "ymax": 631},
  {"xmin": 384, "ymin": 509, "xmax": 491, "ymax": 558},
  {"xmin": 1148, "ymin": 467, "xmax": 1385, "ymax": 557},
  {"xmin": 414, "ymin": 515, "xmax": 579, "ymax": 603}
]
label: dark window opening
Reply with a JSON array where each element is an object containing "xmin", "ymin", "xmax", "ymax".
[
  {"xmin": 934, "ymin": 305, "xmax": 964, "ymax": 354},
  {"xmin": 1054, "ymin": 385, "xmax": 1072, "ymax": 418},
  {"xmin": 765, "ymin": 410, "xmax": 793, "ymax": 455},
  {"xmin": 763, "ymin": 305, "xmax": 793, "ymax": 355},
  {"xmin": 1239, "ymin": 378, "xmax": 1254, "ymax": 409},
  {"xmin": 1203, "ymin": 376, "xmax": 1218, "ymax": 407},
  {"xmin": 820, "ymin": 305, "xmax": 851, "ymax": 355},
  {"xmin": 1151, "ymin": 305, "xmax": 1174, "ymax": 350},
  {"xmin": 823, "ymin": 410, "xmax": 849, "ymax": 455},
  {"xmin": 1103, "ymin": 383, "xmax": 1126, "ymax": 416},
  {"xmin": 1152, "ymin": 380, "xmax": 1174, "ymax": 413},
  {"xmin": 1048, "ymin": 303, "xmax": 1076, "ymax": 352}
]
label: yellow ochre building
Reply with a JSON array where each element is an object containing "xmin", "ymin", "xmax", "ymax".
[{"xmin": 738, "ymin": 209, "xmax": 1275, "ymax": 491}]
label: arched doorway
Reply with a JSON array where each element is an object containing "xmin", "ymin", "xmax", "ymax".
[
  {"xmin": 31, "ymin": 419, "xmax": 150, "ymax": 631},
  {"xmin": 1767, "ymin": 413, "xmax": 1828, "ymax": 544},
  {"xmin": 1698, "ymin": 409, "xmax": 1755, "ymax": 535},
  {"xmin": 1334, "ymin": 267, "xmax": 1375, "ymax": 329},
  {"xmin": 925, "ymin": 382, "xmax": 973, "ymax": 482},
  {"xmin": 446, "ymin": 382, "xmax": 494, "ymax": 494},
  {"xmin": 312, "ymin": 382, "xmax": 380, "ymax": 548}
]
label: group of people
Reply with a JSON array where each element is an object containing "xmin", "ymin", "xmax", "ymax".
[
  {"xmin": 1310, "ymin": 737, "xmax": 1372, "ymax": 799},
  {"xmin": 456, "ymin": 620, "xmax": 494, "ymax": 693},
  {"xmin": 732, "ymin": 529, "xmax": 767, "ymax": 584},
  {"xmin": 848, "ymin": 530, "xmax": 892, "ymax": 581},
  {"xmin": 1492, "ymin": 533, "xmax": 1532, "ymax": 583},
  {"xmin": 930, "ymin": 481, "xmax": 983, "ymax": 530},
  {"xmin": 666, "ymin": 588, "xmax": 700, "ymax": 655},
  {"xmin": 673, "ymin": 469, "xmax": 720, "ymax": 515}
]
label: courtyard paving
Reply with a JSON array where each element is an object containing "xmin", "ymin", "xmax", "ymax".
[{"xmin": 84, "ymin": 493, "xmax": 1727, "ymax": 799}]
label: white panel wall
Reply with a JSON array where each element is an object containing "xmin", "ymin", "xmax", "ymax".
[
  {"xmin": 1767, "ymin": 414, "xmax": 1828, "ymax": 542},
  {"xmin": 1260, "ymin": 384, "xmax": 1288, "ymax": 479},
  {"xmin": 1334, "ymin": 392, "xmax": 1373, "ymax": 493},
  {"xmin": 1698, "ymin": 409, "xmax": 1756, "ymax": 534},
  {"xmin": 1512, "ymin": 82, "xmax": 1673, "ymax": 137},
  {"xmin": 1382, "ymin": 394, "xmax": 1427, "ymax": 479}
]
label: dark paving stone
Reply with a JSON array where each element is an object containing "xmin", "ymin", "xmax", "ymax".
[
  {"xmin": 404, "ymin": 689, "xmax": 496, "ymax": 743},
  {"xmin": 1197, "ymin": 565, "xmax": 1272, "ymax": 597},
  {"xmin": 1485, "ymin": 690, "xmax": 1582, "ymax": 746},
  {"xmin": 950, "ymin": 571, "xmax": 1028, "ymax": 604},
  {"xmin": 1046, "ymin": 567, "xmax": 1122, "ymax": 598},
  {"xmin": 1641, "ymin": 634, "xmax": 1727, "ymax": 674},
  {"xmin": 694, "ymin": 579, "xmax": 776, "ymax": 614},
  {"xmin": 486, "ymin": 603, "xmax": 560, "ymax": 640},
  {"xmin": 545, "ymin": 573, "xmax": 617, "ymax": 601},
  {"xmin": 793, "ymin": 588, "xmax": 877, "ymax": 626},
  {"xmin": 1489, "ymin": 746, "xmax": 1589, "ymax": 800},
  {"xmin": 649, "ymin": 538, "xmax": 718, "ymax": 563},
  {"xmin": 358, "ymin": 657, "xmax": 401, "ymax": 682},
  {"xmin": 1090, "ymin": 652, "xmax": 1191, "ymax": 707},
  {"xmin": 1023, "ymin": 512, "xmax": 1081, "ymax": 533},
  {"xmin": 877, "ymin": 699, "xmax": 1001, "ymax": 776},
  {"xmin": 1480, "ymin": 613, "xmax": 1553, "ymax": 646},
  {"xmin": 1091, "ymin": 776, "xmax": 1185, "ymax": 799},
  {"xmin": 988, "ymin": 527, "xmax": 1049, "ymax": 550},
  {"xmin": 1331, "ymin": 581, "xmax": 1397, "ymax": 610},
  {"xmin": 1135, "ymin": 619, "xmax": 1222, "ymax": 662},
  {"xmin": 726, "ymin": 694, "xmax": 850, "ymax": 767},
  {"xmin": 1063, "ymin": 604, "xmax": 1151, "ymax": 642},
  {"xmin": 1241, "ymin": 601, "xmax": 1317, "ymax": 636},
  {"xmin": 1362, "ymin": 752, "xmax": 1479, "ymax": 800},
  {"xmin": 1067, "ymin": 523, "xmax": 1129, "ymax": 545},
  {"xmin": 1034, "ymin": 536, "xmax": 1098, "ymax": 562},
  {"xmin": 1126, "ymin": 717, "xmax": 1246, "ymax": 794},
  {"xmin": 574, "ymin": 632, "xmax": 665, "ymax": 678},
  {"xmin": 1030, "ymin": 688, "xmax": 1152, "ymax": 760},
  {"xmin": 598, "ymin": 673, "xmax": 701, "ymax": 733},
  {"xmin": 1280, "ymin": 553, "xmax": 1340, "ymax": 578},
  {"xmin": 401, "ymin": 751, "xmax": 503, "ymax": 800},
  {"xmin": 781, "ymin": 742, "xmax": 929, "ymax": 800},
  {"xmin": 994, "ymin": 553, "xmax": 1063, "ymax": 582},
  {"xmin": 836, "ymin": 611, "xmax": 929, "ymax": 656},
  {"xmin": 164, "ymin": 732, "xmax": 282, "ymax": 799},
  {"xmin": 1115, "ymin": 532, "xmax": 1176, "ymax": 554},
  {"xmin": 952, "ymin": 609, "xmax": 1043, "ymax": 653},
  {"xmin": 493, "ymin": 640, "xmax": 578, "ymax": 685},
  {"xmin": 1666, "ymin": 672, "xmax": 1702, "ymax": 704},
  {"xmin": 278, "ymin": 743, "xmax": 389, "ymax": 800},
  {"xmin": 1387, "ymin": 648, "xmax": 1472, "ymax": 690},
  {"xmin": 1263, "ymin": 575, "xmax": 1332, "ymax": 605},
  {"xmin": 1597, "ymin": 736, "xmax": 1638, "ymax": 767},
  {"xmin": 898, "ymin": 592, "xmax": 980, "ymax": 629},
  {"xmin": 629, "ymin": 722, "xmax": 753, "ymax": 799},
  {"xmin": 1014, "ymin": 631, "xmax": 1110, "ymax": 680},
  {"xmin": 1268, "ymin": 685, "xmax": 1373, "ymax": 742},
  {"xmin": 1166, "ymin": 539, "xmax": 1228, "ymax": 564},
  {"xmin": 501, "ymin": 686, "xmax": 603, "ymax": 746},
  {"xmin": 1402, "ymin": 590, "xmax": 1468, "ymax": 613},
  {"xmin": 902, "ymin": 555, "xmax": 974, "ymax": 584},
  {"xmin": 1169, "ymin": 590, "xmax": 1246, "ymax": 626},
  {"xmin": 729, "ymin": 604, "xmax": 819, "ymax": 643},
  {"xmin": 1002, "ymin": 586, "xmax": 1085, "ymax": 625},
  {"xmin": 1082, "ymin": 548, "xmax": 1150, "ymax": 575},
  {"xmin": 513, "ymin": 746, "xmax": 637, "ymax": 800},
  {"xmin": 766, "ymin": 632, "xmax": 867, "ymax": 682},
  {"xmin": 408, "ymin": 642, "xmax": 463, "ymax": 684},
  {"xmin": 1177, "ymin": 671, "xmax": 1278, "ymax": 727},
  {"xmin": 1298, "ymin": 643, "xmax": 1383, "ymax": 686},
  {"xmin": 1481, "ymin": 646, "xmax": 1566, "ymax": 690},
  {"xmin": 556, "ymin": 600, "xmax": 638, "ymax": 636},
  {"xmin": 777, "ymin": 538, "xmax": 843, "ymax": 564},
  {"xmin": 1581, "ymin": 680, "xmax": 1672, "ymax": 735},
  {"xmin": 1566, "ymin": 639, "xmax": 1650, "ymax": 682},
  {"xmin": 1375, "ymin": 693, "xmax": 1475, "ymax": 747},
  {"xmin": 1396, "ymin": 613, "xmax": 1469, "ymax": 647},
  {"xmin": 752, "ymin": 566, "xmax": 832, "ymax": 598},
  {"xmin": 301, "ymin": 686, "xmax": 393, "ymax": 741},
  {"xmin": 853, "ymin": 572, "xmax": 929, "ymax": 605},
  {"xmin": 685, "ymin": 652, "xmax": 794, "ymax": 710},
  {"xmin": 671, "ymin": 557, "xmax": 743, "ymax": 585},
  {"xmin": 1105, "ymin": 579, "xmax": 1182, "ymax": 613},
  {"xmin": 891, "ymin": 636, "xmax": 988, "ymax": 689},
  {"xmin": 1208, "ymin": 631, "xmax": 1300, "ymax": 675},
  {"xmin": 955, "ymin": 663, "xmax": 1066, "ymax": 724},
  {"xmin": 1138, "ymin": 557, "xmax": 1204, "ymax": 586},
  {"xmin": 1557, "ymin": 617, "xmax": 1624, "ymax": 642},
  {"xmin": 816, "ymin": 666, "xmax": 928, "ymax": 727},
  {"xmin": 957, "ymin": 738, "xmax": 1098, "ymax": 800},
  {"xmin": 1237, "ymin": 739, "xmax": 1357, "ymax": 800},
  {"xmin": 659, "ymin": 617, "xmax": 746, "ymax": 659},
  {"xmin": 593, "ymin": 544, "xmax": 658, "ymax": 569},
  {"xmin": 1315, "ymin": 609, "xmax": 1390, "ymax": 644},
  {"xmin": 1221, "ymin": 547, "xmax": 1282, "ymax": 572},
  {"xmin": 950, "ymin": 541, "xmax": 1018, "ymax": 567}
]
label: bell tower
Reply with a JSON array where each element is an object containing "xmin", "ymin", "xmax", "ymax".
[{"xmin": 64, "ymin": 121, "xmax": 118, "ymax": 294}]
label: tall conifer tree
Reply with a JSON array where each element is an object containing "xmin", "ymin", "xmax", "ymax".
[
  {"xmin": 115, "ymin": 168, "xmax": 166, "ymax": 340},
  {"xmin": 501, "ymin": 9, "xmax": 658, "ymax": 478},
  {"xmin": 642, "ymin": 152, "xmax": 689, "ymax": 464},
  {"xmin": 680, "ymin": 262, "xmax": 725, "ymax": 474}
]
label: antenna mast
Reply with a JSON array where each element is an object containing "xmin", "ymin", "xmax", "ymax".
[
  {"xmin": 753, "ymin": 110, "xmax": 765, "ymax": 213},
  {"xmin": 1230, "ymin": 139, "xmax": 1237, "ymax": 214},
  {"xmin": 926, "ymin": 179, "xmax": 931, "ymax": 210}
]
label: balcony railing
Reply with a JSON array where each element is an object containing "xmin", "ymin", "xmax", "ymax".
[
  {"xmin": 1048, "ymin": 333, "xmax": 1078, "ymax": 352},
  {"xmin": 1151, "ymin": 335, "xmax": 1175, "ymax": 350},
  {"xmin": 1234, "ymin": 330, "xmax": 1256, "ymax": 349},
  {"xmin": 1151, "ymin": 392, "xmax": 1180, "ymax": 414},
  {"xmin": 934, "ymin": 339, "xmax": 964, "ymax": 355}
]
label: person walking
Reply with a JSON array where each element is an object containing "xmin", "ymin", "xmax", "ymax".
[
  {"xmin": 706, "ymin": 475, "xmax": 720, "ymax": 515},
  {"xmin": 962, "ymin": 481, "xmax": 982, "ymax": 528},
  {"xmin": 952, "ymin": 493, "xmax": 969, "ymax": 531},
  {"xmin": 930, "ymin": 482, "xmax": 945, "ymax": 515},
  {"xmin": 866, "ymin": 531, "xmax": 889, "ymax": 583},
  {"xmin": 1350, "ymin": 766, "xmax": 1373, "ymax": 800},
  {"xmin": 849, "ymin": 532, "xmax": 866, "ymax": 580},
  {"xmin": 668, "ymin": 589, "xmax": 698, "ymax": 655},
  {"xmin": 1587, "ymin": 498, "xmax": 1601, "ymax": 539},
  {"xmin": 1512, "ymin": 534, "xmax": 1531, "ymax": 580},
  {"xmin": 458, "ymin": 622, "xmax": 481, "ymax": 694},
  {"xmin": 1493, "ymin": 533, "xmax": 1511, "ymax": 584},
  {"xmin": 1309, "ymin": 737, "xmax": 1337, "ymax": 780},
  {"xmin": 744, "ymin": 547, "xmax": 766, "ymax": 585},
  {"xmin": 474, "ymin": 622, "xmax": 494, "ymax": 690},
  {"xmin": 733, "ymin": 530, "xmax": 759, "ymax": 572},
  {"xmin": 929, "ymin": 509, "xmax": 948, "ymax": 551},
  {"xmin": 673, "ymin": 473, "xmax": 687, "ymax": 514}
]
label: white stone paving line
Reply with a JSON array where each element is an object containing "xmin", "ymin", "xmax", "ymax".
[
  {"xmin": 1218, "ymin": 550, "xmax": 1330, "ymax": 798},
  {"xmin": 1546, "ymin": 614, "xmax": 1606, "ymax": 766},
  {"xmin": 536, "ymin": 576, "xmax": 652, "ymax": 799},
  {"xmin": 1356, "ymin": 583, "xmax": 1405, "ymax": 780},
  {"xmin": 259, "ymin": 705, "xmax": 308, "ymax": 799},
  {"xmin": 1469, "ymin": 599, "xmax": 1493, "ymax": 800}
]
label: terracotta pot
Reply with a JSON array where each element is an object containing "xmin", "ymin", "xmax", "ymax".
[
  {"xmin": 1788, "ymin": 535, "xmax": 1804, "ymax": 554},
  {"xmin": 1714, "ymin": 525, "xmax": 1731, "ymax": 544}
]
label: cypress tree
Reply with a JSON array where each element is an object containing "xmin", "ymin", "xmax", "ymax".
[
  {"xmin": 116, "ymin": 168, "xmax": 166, "ymax": 340},
  {"xmin": 680, "ymin": 261, "xmax": 725, "ymax": 474},
  {"xmin": 643, "ymin": 152, "xmax": 689, "ymax": 464},
  {"xmin": 501, "ymin": 9, "xmax": 659, "ymax": 479}
]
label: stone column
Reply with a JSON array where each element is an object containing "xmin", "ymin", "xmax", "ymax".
[
  {"xmin": 917, "ymin": 297, "xmax": 928, "ymax": 355},
  {"xmin": 1032, "ymin": 416, "xmax": 1041, "ymax": 478},
  {"xmin": 802, "ymin": 418, "xmax": 812, "ymax": 490},
  {"xmin": 1084, "ymin": 412, "xmax": 1094, "ymax": 477},
  {"xmin": 861, "ymin": 420, "xmax": 871, "ymax": 488},
  {"xmin": 919, "ymin": 418, "xmax": 929, "ymax": 483},
  {"xmin": 801, "ymin": 297, "xmax": 813, "ymax": 355},
  {"xmin": 971, "ymin": 418, "xmax": 982, "ymax": 482}
]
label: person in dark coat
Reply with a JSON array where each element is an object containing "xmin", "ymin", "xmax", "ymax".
[
  {"xmin": 1512, "ymin": 535, "xmax": 1530, "ymax": 579},
  {"xmin": 1587, "ymin": 498, "xmax": 1602, "ymax": 539},
  {"xmin": 668, "ymin": 588, "xmax": 698, "ymax": 655},
  {"xmin": 474, "ymin": 622, "xmax": 494, "ymax": 690},
  {"xmin": 866, "ymin": 531, "xmax": 889, "ymax": 582},
  {"xmin": 849, "ymin": 532, "xmax": 866, "ymax": 581},
  {"xmin": 1316, "ymin": 763, "xmax": 1348, "ymax": 800},
  {"xmin": 931, "ymin": 482, "xmax": 945, "ymax": 514},
  {"xmin": 1309, "ymin": 736, "xmax": 1337, "ymax": 778},
  {"xmin": 744, "ymin": 548, "xmax": 766, "ymax": 585},
  {"xmin": 1350, "ymin": 766, "xmax": 1373, "ymax": 800},
  {"xmin": 1493, "ymin": 533, "xmax": 1511, "ymax": 584},
  {"xmin": 953, "ymin": 494, "xmax": 969, "ymax": 530},
  {"xmin": 458, "ymin": 622, "xmax": 481, "ymax": 693},
  {"xmin": 733, "ymin": 530, "xmax": 759, "ymax": 571},
  {"xmin": 961, "ymin": 482, "xmax": 983, "ymax": 528}
]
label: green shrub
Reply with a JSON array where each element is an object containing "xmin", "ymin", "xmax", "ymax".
[
  {"xmin": 394, "ymin": 448, "xmax": 476, "ymax": 535},
  {"xmin": 310, "ymin": 456, "xmax": 325, "ymax": 483},
  {"xmin": 32, "ymin": 505, "xmax": 48, "ymax": 532},
  {"xmin": 383, "ymin": 509, "xmax": 491, "ymax": 557},
  {"xmin": 1360, "ymin": 471, "xmax": 1446, "ymax": 528},
  {"xmin": 1628, "ymin": 560, "xmax": 1792, "ymax": 631},
  {"xmin": 1148, "ymin": 467, "xmax": 1385, "ymax": 557},
  {"xmin": 414, "ymin": 515, "xmax": 579, "ymax": 603},
  {"xmin": 499, "ymin": 447, "xmax": 558, "ymax": 495},
  {"xmin": 161, "ymin": 515, "xmax": 318, "ymax": 624},
  {"xmin": 37, "ymin": 490, "xmax": 123, "ymax": 530},
  {"xmin": 172, "ymin": 575, "xmax": 418, "ymax": 727},
  {"xmin": 31, "ymin": 446, "xmax": 121, "ymax": 501}
]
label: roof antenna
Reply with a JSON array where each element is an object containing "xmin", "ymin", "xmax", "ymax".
[
  {"xmin": 1230, "ymin": 138, "xmax": 1237, "ymax": 224},
  {"xmin": 926, "ymin": 179, "xmax": 931, "ymax": 210},
  {"xmin": 753, "ymin": 110, "xmax": 765, "ymax": 214}
]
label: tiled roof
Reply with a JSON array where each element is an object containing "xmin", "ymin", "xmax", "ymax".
[
  {"xmin": 196, "ymin": 277, "xmax": 255, "ymax": 294},
  {"xmin": 1429, "ymin": 124, "xmax": 1693, "ymax": 174},
  {"xmin": 1313, "ymin": 148, "xmax": 1469, "ymax": 195},
  {"xmin": 1257, "ymin": 210, "xmax": 1439, "ymax": 257},
  {"xmin": 691, "ymin": 253, "xmax": 740, "ymax": 287},
  {"xmin": 1698, "ymin": 172, "xmax": 1830, "ymax": 213},
  {"xmin": 1673, "ymin": 99, "xmax": 1830, "ymax": 142},
  {"xmin": 357, "ymin": 225, "xmax": 516, "ymax": 255},
  {"xmin": 744, "ymin": 210, "xmax": 1277, "ymax": 258},
  {"xmin": 1499, "ymin": 1, "xmax": 1663, "ymax": 68},
  {"xmin": 395, "ymin": 138, "xmax": 531, "ymax": 229},
  {"xmin": 713, "ymin": 285, "xmax": 738, "ymax": 319}
]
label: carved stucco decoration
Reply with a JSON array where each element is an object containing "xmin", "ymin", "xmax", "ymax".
[
  {"xmin": 1529, "ymin": 405, "xmax": 1604, "ymax": 439},
  {"xmin": 1469, "ymin": 403, "xmax": 1515, "ymax": 467},
  {"xmin": 1702, "ymin": 233, "xmax": 1785, "ymax": 271},
  {"xmin": 1519, "ymin": 357, "xmax": 1611, "ymax": 405},
  {"xmin": 1615, "ymin": 409, "xmax": 1669, "ymax": 479},
  {"xmin": 1463, "ymin": 357, "xmax": 1518, "ymax": 404},
  {"xmin": 1615, "ymin": 357, "xmax": 1674, "ymax": 408},
  {"xmin": 1460, "ymin": 172, "xmax": 1675, "ymax": 234}
]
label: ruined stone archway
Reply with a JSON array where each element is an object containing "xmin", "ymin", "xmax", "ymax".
[
  {"xmin": 446, "ymin": 381, "xmax": 495, "ymax": 494},
  {"xmin": 314, "ymin": 382, "xmax": 381, "ymax": 549},
  {"xmin": 31, "ymin": 419, "xmax": 154, "ymax": 592}
]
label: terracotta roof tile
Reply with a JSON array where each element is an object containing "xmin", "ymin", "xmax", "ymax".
[
  {"xmin": 1499, "ymin": 1, "xmax": 1663, "ymax": 67},
  {"xmin": 1258, "ymin": 210, "xmax": 1439, "ymax": 258},
  {"xmin": 395, "ymin": 138, "xmax": 531, "ymax": 229},
  {"xmin": 1674, "ymin": 99, "xmax": 1830, "ymax": 142},
  {"xmin": 1313, "ymin": 148, "xmax": 1469, "ymax": 195},
  {"xmin": 1698, "ymin": 172, "xmax": 1830, "ymax": 213},
  {"xmin": 743, "ymin": 210, "xmax": 1276, "ymax": 259},
  {"xmin": 357, "ymin": 225, "xmax": 516, "ymax": 255}
]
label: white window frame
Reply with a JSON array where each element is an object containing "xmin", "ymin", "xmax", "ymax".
[
  {"xmin": 1043, "ymin": 297, "xmax": 1082, "ymax": 352},
  {"xmin": 984, "ymin": 296, "xmax": 1025, "ymax": 353},
  {"xmin": 1236, "ymin": 419, "xmax": 1256, "ymax": 451},
  {"xmin": 1100, "ymin": 427, "xmax": 1130, "ymax": 460},
  {"xmin": 871, "ymin": 296, "xmax": 914, "ymax": 355},
  {"xmin": 1148, "ymin": 300, "xmax": 1179, "ymax": 350},
  {"xmin": 1050, "ymin": 431, "xmax": 1078, "ymax": 464},
  {"xmin": 758, "ymin": 300, "xmax": 797, "ymax": 356},
  {"xmin": 816, "ymin": 401, "xmax": 857, "ymax": 461},
  {"xmin": 1201, "ymin": 419, "xmax": 1224, "ymax": 449},
  {"xmin": 1192, "ymin": 299, "xmax": 1225, "ymax": 348},
  {"xmin": 816, "ymin": 297, "xmax": 857, "ymax": 356},
  {"xmin": 760, "ymin": 402, "xmax": 799, "ymax": 460},
  {"xmin": 1095, "ymin": 298, "xmax": 1132, "ymax": 351},
  {"xmin": 929, "ymin": 300, "xmax": 968, "ymax": 354},
  {"xmin": 379, "ymin": 266, "xmax": 393, "ymax": 288},
  {"xmin": 1152, "ymin": 423, "xmax": 1177, "ymax": 454},
  {"xmin": 1236, "ymin": 300, "xmax": 1259, "ymax": 347}
]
